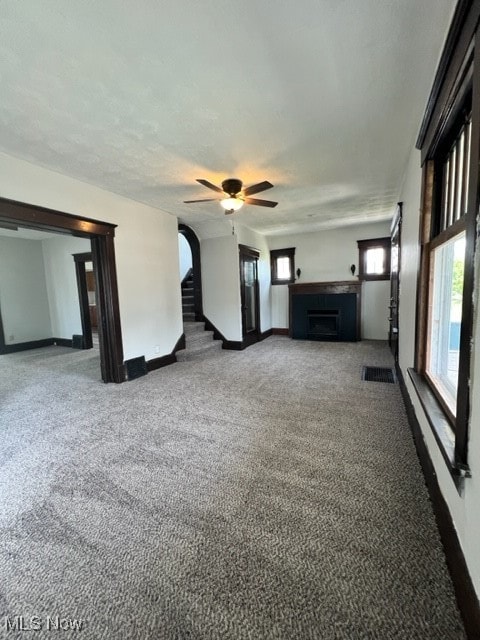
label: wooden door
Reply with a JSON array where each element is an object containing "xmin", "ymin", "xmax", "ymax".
[
  {"xmin": 389, "ymin": 203, "xmax": 402, "ymax": 360},
  {"xmin": 239, "ymin": 244, "xmax": 260, "ymax": 346}
]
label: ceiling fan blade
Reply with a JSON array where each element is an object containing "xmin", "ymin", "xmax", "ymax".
[
  {"xmin": 196, "ymin": 179, "xmax": 224, "ymax": 194},
  {"xmin": 243, "ymin": 181, "xmax": 274, "ymax": 197},
  {"xmin": 184, "ymin": 198, "xmax": 219, "ymax": 203},
  {"xmin": 244, "ymin": 197, "xmax": 278, "ymax": 208}
]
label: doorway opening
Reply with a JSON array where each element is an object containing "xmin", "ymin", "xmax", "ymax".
[
  {"xmin": 0, "ymin": 197, "xmax": 124, "ymax": 383},
  {"xmin": 239, "ymin": 244, "xmax": 260, "ymax": 347},
  {"xmin": 178, "ymin": 224, "xmax": 203, "ymax": 322}
]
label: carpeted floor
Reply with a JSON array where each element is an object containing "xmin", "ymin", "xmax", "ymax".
[{"xmin": 0, "ymin": 337, "xmax": 466, "ymax": 639}]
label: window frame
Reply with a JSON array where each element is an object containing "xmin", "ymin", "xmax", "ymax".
[
  {"xmin": 270, "ymin": 248, "xmax": 295, "ymax": 285},
  {"xmin": 357, "ymin": 237, "xmax": 391, "ymax": 281},
  {"xmin": 413, "ymin": 10, "xmax": 479, "ymax": 484}
]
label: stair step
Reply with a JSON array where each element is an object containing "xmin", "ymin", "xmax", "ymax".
[
  {"xmin": 176, "ymin": 340, "xmax": 223, "ymax": 361},
  {"xmin": 183, "ymin": 321, "xmax": 205, "ymax": 335},
  {"xmin": 183, "ymin": 312, "xmax": 195, "ymax": 321}
]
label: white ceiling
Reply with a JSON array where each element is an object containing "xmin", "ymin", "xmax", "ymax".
[{"xmin": 0, "ymin": 0, "xmax": 455, "ymax": 236}]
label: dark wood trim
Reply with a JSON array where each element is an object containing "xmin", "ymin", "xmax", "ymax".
[
  {"xmin": 357, "ymin": 237, "xmax": 391, "ymax": 281},
  {"xmin": 53, "ymin": 338, "xmax": 73, "ymax": 348},
  {"xmin": 179, "ymin": 224, "xmax": 203, "ymax": 321},
  {"xmin": 146, "ymin": 333, "xmax": 186, "ymax": 372},
  {"xmin": 416, "ymin": 0, "xmax": 478, "ymax": 154},
  {"xmin": 0, "ymin": 197, "xmax": 124, "ymax": 383},
  {"xmin": 272, "ymin": 328, "xmax": 289, "ymax": 335},
  {"xmin": 239, "ymin": 244, "xmax": 260, "ymax": 345},
  {"xmin": 397, "ymin": 366, "xmax": 480, "ymax": 639},
  {"xmin": 455, "ymin": 33, "xmax": 480, "ymax": 467},
  {"xmin": 259, "ymin": 328, "xmax": 273, "ymax": 341},
  {"xmin": 223, "ymin": 340, "xmax": 245, "ymax": 350},
  {"xmin": 270, "ymin": 247, "xmax": 296, "ymax": 285},
  {"xmin": 238, "ymin": 244, "xmax": 260, "ymax": 259},
  {"xmin": 288, "ymin": 281, "xmax": 362, "ymax": 341},
  {"xmin": 203, "ymin": 315, "xmax": 246, "ymax": 350},
  {"xmin": 429, "ymin": 215, "xmax": 467, "ymax": 249},
  {"xmin": 0, "ymin": 196, "xmax": 116, "ymax": 237},
  {"xmin": 0, "ymin": 338, "xmax": 54, "ymax": 354},
  {"xmin": 91, "ymin": 235, "xmax": 124, "ymax": 383},
  {"xmin": 73, "ymin": 252, "xmax": 93, "ymax": 350}
]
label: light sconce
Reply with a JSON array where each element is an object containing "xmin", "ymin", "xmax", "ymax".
[{"xmin": 350, "ymin": 264, "xmax": 356, "ymax": 276}]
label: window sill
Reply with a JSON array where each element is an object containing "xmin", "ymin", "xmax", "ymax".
[{"xmin": 407, "ymin": 369, "xmax": 471, "ymax": 488}]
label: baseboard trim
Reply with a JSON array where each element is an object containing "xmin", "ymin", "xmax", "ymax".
[
  {"xmin": 272, "ymin": 328, "xmax": 289, "ymax": 335},
  {"xmin": 146, "ymin": 333, "xmax": 185, "ymax": 372},
  {"xmin": 53, "ymin": 338, "xmax": 73, "ymax": 348},
  {"xmin": 259, "ymin": 328, "xmax": 273, "ymax": 341},
  {"xmin": 396, "ymin": 364, "xmax": 480, "ymax": 639},
  {"xmin": 203, "ymin": 316, "xmax": 225, "ymax": 342},
  {"xmin": 223, "ymin": 340, "xmax": 245, "ymax": 350},
  {"xmin": 0, "ymin": 338, "xmax": 54, "ymax": 354}
]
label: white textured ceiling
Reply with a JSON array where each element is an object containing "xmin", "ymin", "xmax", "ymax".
[{"xmin": 0, "ymin": 0, "xmax": 455, "ymax": 236}]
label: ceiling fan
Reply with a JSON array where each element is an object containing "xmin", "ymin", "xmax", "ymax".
[{"xmin": 184, "ymin": 178, "xmax": 278, "ymax": 214}]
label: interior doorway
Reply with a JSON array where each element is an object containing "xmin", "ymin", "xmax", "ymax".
[
  {"xmin": 0, "ymin": 197, "xmax": 124, "ymax": 383},
  {"xmin": 178, "ymin": 224, "xmax": 203, "ymax": 321},
  {"xmin": 239, "ymin": 244, "xmax": 260, "ymax": 347}
]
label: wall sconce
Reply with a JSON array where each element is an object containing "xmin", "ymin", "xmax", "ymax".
[
  {"xmin": 350, "ymin": 264, "xmax": 356, "ymax": 276},
  {"xmin": 296, "ymin": 268, "xmax": 301, "ymax": 279}
]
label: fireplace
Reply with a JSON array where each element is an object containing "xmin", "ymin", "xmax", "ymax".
[
  {"xmin": 307, "ymin": 310, "xmax": 339, "ymax": 340},
  {"xmin": 288, "ymin": 281, "xmax": 362, "ymax": 342}
]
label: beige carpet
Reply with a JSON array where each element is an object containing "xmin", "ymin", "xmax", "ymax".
[{"xmin": 0, "ymin": 337, "xmax": 466, "ymax": 639}]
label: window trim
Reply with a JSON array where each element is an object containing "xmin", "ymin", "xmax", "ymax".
[
  {"xmin": 413, "ymin": 10, "xmax": 479, "ymax": 483},
  {"xmin": 270, "ymin": 247, "xmax": 295, "ymax": 285},
  {"xmin": 357, "ymin": 237, "xmax": 391, "ymax": 281}
]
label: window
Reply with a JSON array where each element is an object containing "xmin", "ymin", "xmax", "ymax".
[
  {"xmin": 412, "ymin": 12, "xmax": 477, "ymax": 481},
  {"xmin": 357, "ymin": 238, "xmax": 391, "ymax": 280},
  {"xmin": 270, "ymin": 248, "xmax": 295, "ymax": 285}
]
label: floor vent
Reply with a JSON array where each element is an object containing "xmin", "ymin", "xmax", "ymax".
[
  {"xmin": 362, "ymin": 366, "xmax": 396, "ymax": 384},
  {"xmin": 125, "ymin": 356, "xmax": 148, "ymax": 380}
]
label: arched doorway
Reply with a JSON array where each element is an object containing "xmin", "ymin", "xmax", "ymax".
[{"xmin": 178, "ymin": 224, "xmax": 203, "ymax": 321}]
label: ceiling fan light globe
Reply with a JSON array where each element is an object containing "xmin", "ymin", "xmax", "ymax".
[{"xmin": 220, "ymin": 197, "xmax": 243, "ymax": 211}]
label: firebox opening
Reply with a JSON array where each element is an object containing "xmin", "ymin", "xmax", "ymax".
[{"xmin": 307, "ymin": 309, "xmax": 340, "ymax": 341}]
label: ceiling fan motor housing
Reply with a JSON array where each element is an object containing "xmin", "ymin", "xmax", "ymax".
[{"xmin": 222, "ymin": 178, "xmax": 242, "ymax": 196}]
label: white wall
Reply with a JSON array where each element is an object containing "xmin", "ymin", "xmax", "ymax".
[
  {"xmin": 178, "ymin": 234, "xmax": 192, "ymax": 281},
  {"xmin": 42, "ymin": 235, "xmax": 91, "ymax": 340},
  {"xmin": 398, "ymin": 146, "xmax": 480, "ymax": 598},
  {"xmin": 0, "ymin": 152, "xmax": 183, "ymax": 362},
  {"xmin": 235, "ymin": 223, "xmax": 272, "ymax": 333},
  {"xmin": 0, "ymin": 236, "xmax": 52, "ymax": 344},
  {"xmin": 267, "ymin": 221, "xmax": 392, "ymax": 339},
  {"xmin": 201, "ymin": 234, "xmax": 242, "ymax": 341}
]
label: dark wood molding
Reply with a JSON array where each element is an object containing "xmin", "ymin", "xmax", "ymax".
[
  {"xmin": 238, "ymin": 243, "xmax": 260, "ymax": 259},
  {"xmin": 73, "ymin": 252, "xmax": 93, "ymax": 350},
  {"xmin": 179, "ymin": 224, "xmax": 203, "ymax": 321},
  {"xmin": 259, "ymin": 328, "xmax": 273, "ymax": 341},
  {"xmin": 272, "ymin": 328, "xmax": 289, "ymax": 335},
  {"xmin": 270, "ymin": 247, "xmax": 296, "ymax": 285},
  {"xmin": 146, "ymin": 333, "xmax": 186, "ymax": 372},
  {"xmin": 0, "ymin": 196, "xmax": 117, "ymax": 237},
  {"xmin": 416, "ymin": 0, "xmax": 478, "ymax": 155},
  {"xmin": 91, "ymin": 235, "xmax": 125, "ymax": 383},
  {"xmin": 203, "ymin": 315, "xmax": 246, "ymax": 350},
  {"xmin": 54, "ymin": 338, "xmax": 73, "ymax": 347},
  {"xmin": 0, "ymin": 197, "xmax": 124, "ymax": 383},
  {"xmin": 357, "ymin": 237, "xmax": 391, "ymax": 281},
  {"xmin": 0, "ymin": 338, "xmax": 54, "ymax": 354},
  {"xmin": 396, "ymin": 365, "xmax": 480, "ymax": 639}
]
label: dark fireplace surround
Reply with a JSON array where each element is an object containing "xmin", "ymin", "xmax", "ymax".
[{"xmin": 289, "ymin": 281, "xmax": 362, "ymax": 342}]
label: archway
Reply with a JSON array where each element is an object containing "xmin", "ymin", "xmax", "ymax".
[{"xmin": 178, "ymin": 224, "xmax": 203, "ymax": 321}]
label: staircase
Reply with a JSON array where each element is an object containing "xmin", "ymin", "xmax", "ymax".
[{"xmin": 177, "ymin": 272, "xmax": 223, "ymax": 361}]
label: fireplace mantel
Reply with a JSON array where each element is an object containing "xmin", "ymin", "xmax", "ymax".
[{"xmin": 288, "ymin": 280, "xmax": 362, "ymax": 341}]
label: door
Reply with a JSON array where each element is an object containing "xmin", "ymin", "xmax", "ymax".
[
  {"xmin": 239, "ymin": 244, "xmax": 260, "ymax": 345},
  {"xmin": 389, "ymin": 202, "xmax": 402, "ymax": 361}
]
